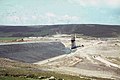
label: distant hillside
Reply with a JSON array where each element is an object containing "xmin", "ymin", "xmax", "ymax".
[{"xmin": 0, "ymin": 24, "xmax": 120, "ymax": 37}]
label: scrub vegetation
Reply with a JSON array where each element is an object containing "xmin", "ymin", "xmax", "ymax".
[{"xmin": 0, "ymin": 58, "xmax": 112, "ymax": 80}]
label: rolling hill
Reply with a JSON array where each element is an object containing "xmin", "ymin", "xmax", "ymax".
[{"xmin": 0, "ymin": 24, "xmax": 120, "ymax": 37}]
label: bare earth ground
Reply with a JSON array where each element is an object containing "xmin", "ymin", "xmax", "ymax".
[
  {"xmin": 0, "ymin": 35, "xmax": 120, "ymax": 79},
  {"xmin": 33, "ymin": 35, "xmax": 120, "ymax": 80}
]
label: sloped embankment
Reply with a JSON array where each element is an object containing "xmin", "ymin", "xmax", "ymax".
[{"xmin": 0, "ymin": 42, "xmax": 67, "ymax": 63}]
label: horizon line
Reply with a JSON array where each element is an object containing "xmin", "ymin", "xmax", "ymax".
[{"xmin": 0, "ymin": 23, "xmax": 120, "ymax": 26}]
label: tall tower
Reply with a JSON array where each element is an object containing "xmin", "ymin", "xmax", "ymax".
[{"xmin": 71, "ymin": 34, "xmax": 76, "ymax": 49}]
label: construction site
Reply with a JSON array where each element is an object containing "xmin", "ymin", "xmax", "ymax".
[{"xmin": 0, "ymin": 34, "xmax": 120, "ymax": 79}]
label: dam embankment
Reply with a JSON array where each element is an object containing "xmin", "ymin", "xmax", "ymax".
[{"xmin": 0, "ymin": 42, "xmax": 68, "ymax": 63}]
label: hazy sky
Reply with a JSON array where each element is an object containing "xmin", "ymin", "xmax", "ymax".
[{"xmin": 0, "ymin": 0, "xmax": 120, "ymax": 25}]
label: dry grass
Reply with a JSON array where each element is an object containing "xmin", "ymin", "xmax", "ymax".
[
  {"xmin": 107, "ymin": 57, "xmax": 120, "ymax": 65},
  {"xmin": 0, "ymin": 58, "xmax": 113, "ymax": 80}
]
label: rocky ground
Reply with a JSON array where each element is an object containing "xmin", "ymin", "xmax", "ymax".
[{"xmin": 34, "ymin": 35, "xmax": 120, "ymax": 80}]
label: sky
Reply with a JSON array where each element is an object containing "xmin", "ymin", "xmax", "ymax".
[{"xmin": 0, "ymin": 0, "xmax": 120, "ymax": 25}]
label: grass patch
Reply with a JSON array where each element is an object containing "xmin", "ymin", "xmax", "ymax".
[
  {"xmin": 0, "ymin": 37, "xmax": 23, "ymax": 42},
  {"xmin": 0, "ymin": 76, "xmax": 39, "ymax": 80},
  {"xmin": 0, "ymin": 66, "xmax": 89, "ymax": 80},
  {"xmin": 0, "ymin": 37, "xmax": 22, "ymax": 40},
  {"xmin": 107, "ymin": 57, "xmax": 120, "ymax": 65},
  {"xmin": 0, "ymin": 66, "xmax": 113, "ymax": 80},
  {"xmin": 0, "ymin": 58, "xmax": 113, "ymax": 80}
]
